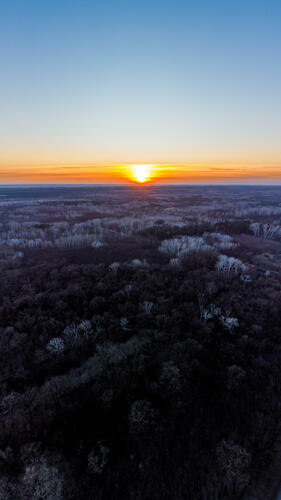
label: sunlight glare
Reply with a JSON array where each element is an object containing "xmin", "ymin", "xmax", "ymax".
[{"xmin": 131, "ymin": 164, "xmax": 151, "ymax": 183}]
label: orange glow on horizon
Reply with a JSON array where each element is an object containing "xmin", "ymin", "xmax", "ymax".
[{"xmin": 1, "ymin": 163, "xmax": 281, "ymax": 184}]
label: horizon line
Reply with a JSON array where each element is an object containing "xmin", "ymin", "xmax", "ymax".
[{"xmin": 1, "ymin": 182, "xmax": 281, "ymax": 187}]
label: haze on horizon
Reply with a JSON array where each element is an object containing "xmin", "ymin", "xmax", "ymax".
[{"xmin": 1, "ymin": 0, "xmax": 281, "ymax": 184}]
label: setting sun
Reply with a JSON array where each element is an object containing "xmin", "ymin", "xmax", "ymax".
[{"xmin": 131, "ymin": 164, "xmax": 151, "ymax": 183}]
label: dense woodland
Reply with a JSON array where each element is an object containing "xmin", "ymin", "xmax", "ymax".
[{"xmin": 0, "ymin": 185, "xmax": 281, "ymax": 499}]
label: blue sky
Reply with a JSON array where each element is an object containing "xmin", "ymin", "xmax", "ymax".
[{"xmin": 1, "ymin": 0, "xmax": 281, "ymax": 176}]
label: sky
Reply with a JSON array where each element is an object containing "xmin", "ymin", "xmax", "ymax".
[{"xmin": 1, "ymin": 0, "xmax": 281, "ymax": 184}]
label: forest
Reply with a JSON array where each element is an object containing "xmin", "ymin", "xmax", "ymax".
[{"xmin": 0, "ymin": 185, "xmax": 281, "ymax": 499}]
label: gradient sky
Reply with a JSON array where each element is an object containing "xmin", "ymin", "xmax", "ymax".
[{"xmin": 1, "ymin": 0, "xmax": 281, "ymax": 183}]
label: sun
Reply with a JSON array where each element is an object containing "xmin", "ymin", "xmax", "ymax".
[{"xmin": 131, "ymin": 164, "xmax": 151, "ymax": 183}]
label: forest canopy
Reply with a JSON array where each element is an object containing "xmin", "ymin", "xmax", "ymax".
[{"xmin": 0, "ymin": 185, "xmax": 281, "ymax": 499}]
